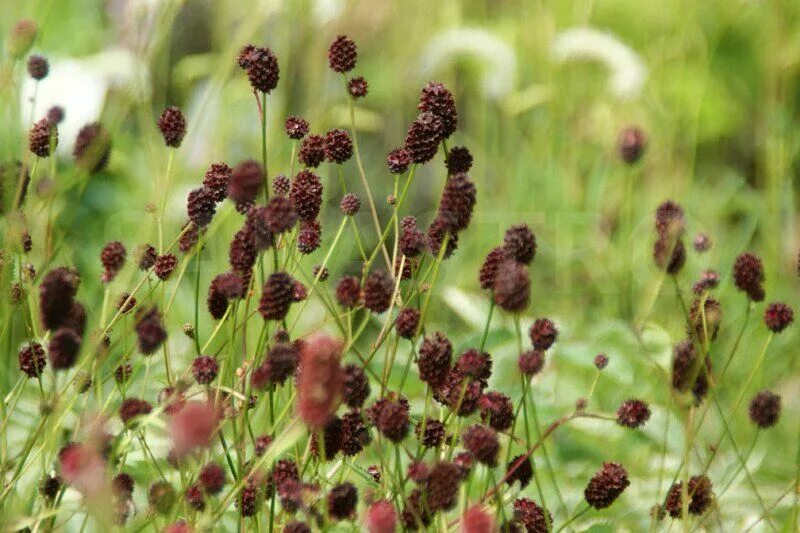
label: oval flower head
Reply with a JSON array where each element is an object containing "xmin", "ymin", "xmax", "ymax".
[
  {"xmin": 297, "ymin": 335, "xmax": 344, "ymax": 428},
  {"xmin": 169, "ymin": 401, "xmax": 221, "ymax": 456}
]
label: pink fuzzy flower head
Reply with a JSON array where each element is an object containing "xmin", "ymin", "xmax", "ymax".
[
  {"xmin": 297, "ymin": 335, "xmax": 344, "ymax": 428},
  {"xmin": 58, "ymin": 442, "xmax": 107, "ymax": 496},
  {"xmin": 169, "ymin": 401, "xmax": 221, "ymax": 456},
  {"xmin": 460, "ymin": 505, "xmax": 497, "ymax": 533},
  {"xmin": 365, "ymin": 499, "xmax": 397, "ymax": 533}
]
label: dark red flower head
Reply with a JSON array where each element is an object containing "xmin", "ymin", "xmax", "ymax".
[
  {"xmin": 27, "ymin": 54, "xmax": 49, "ymax": 79},
  {"xmin": 73, "ymin": 122, "xmax": 111, "ymax": 173},
  {"xmin": 290, "ymin": 169, "xmax": 323, "ymax": 221},
  {"xmin": 618, "ymin": 126, "xmax": 647, "ymax": 164},
  {"xmin": 297, "ymin": 335, "xmax": 343, "ymax": 428},
  {"xmin": 39, "ymin": 267, "xmax": 79, "ymax": 331},
  {"xmin": 100, "ymin": 241, "xmax": 126, "ymax": 283},
  {"xmin": 584, "ymin": 462, "xmax": 630, "ymax": 509},
  {"xmin": 653, "ymin": 235, "xmax": 686, "ymax": 275},
  {"xmin": 297, "ymin": 220, "xmax": 321, "ymax": 254},
  {"xmin": 418, "ymin": 81, "xmax": 458, "ymax": 139},
  {"xmin": 328, "ymin": 35, "xmax": 357, "ymax": 73},
  {"xmin": 426, "ymin": 461, "xmax": 461, "ymax": 511},
  {"xmin": 241, "ymin": 46, "xmax": 279, "ymax": 93},
  {"xmin": 19, "ymin": 342, "xmax": 46, "ymax": 378},
  {"xmin": 616, "ymin": 398, "xmax": 651, "ymax": 428},
  {"xmin": 46, "ymin": 105, "xmax": 65, "ymax": 125},
  {"xmin": 418, "ymin": 332, "xmax": 453, "ymax": 389},
  {"xmin": 328, "ymin": 482, "xmax": 358, "ymax": 520},
  {"xmin": 228, "ymin": 160, "xmax": 264, "ymax": 207},
  {"xmin": 136, "ymin": 244, "xmax": 158, "ymax": 270},
  {"xmin": 335, "ymin": 275, "xmax": 361, "ymax": 308},
  {"xmin": 479, "ymin": 246, "xmax": 509, "ymax": 290},
  {"xmin": 749, "ymin": 390, "xmax": 781, "ymax": 428},
  {"xmin": 135, "ymin": 307, "xmax": 167, "ymax": 355},
  {"xmin": 154, "ymin": 253, "xmax": 178, "ymax": 280},
  {"xmin": 427, "ymin": 216, "xmax": 459, "ymax": 258},
  {"xmin": 157, "ymin": 106, "xmax": 187, "ymax": 148},
  {"xmin": 446, "ymin": 146, "xmax": 473, "ymax": 174},
  {"xmin": 192, "ymin": 355, "xmax": 219, "ymax": 384},
  {"xmin": 259, "ymin": 271, "xmax": 296, "ymax": 321},
  {"xmin": 764, "ymin": 302, "xmax": 793, "ymax": 333},
  {"xmin": 324, "ymin": 128, "xmax": 353, "ymax": 164},
  {"xmin": 416, "ymin": 419, "xmax": 446, "ymax": 448},
  {"xmin": 664, "ymin": 474, "xmax": 714, "ymax": 517},
  {"xmin": 298, "ymin": 134, "xmax": 326, "ymax": 168},
  {"xmin": 203, "ymin": 162, "xmax": 231, "ymax": 202},
  {"xmin": 529, "ymin": 318, "xmax": 557, "ymax": 350},
  {"xmin": 462, "ymin": 424, "xmax": 499, "ymax": 466},
  {"xmin": 120, "ymin": 397, "xmax": 152, "ymax": 424},
  {"xmin": 187, "ymin": 187, "xmax": 216, "ymax": 227},
  {"xmin": 342, "ymin": 363, "xmax": 370, "ymax": 408},
  {"xmin": 513, "ymin": 498, "xmax": 552, "ymax": 532},
  {"xmin": 456, "ymin": 348, "xmax": 492, "ymax": 381},
  {"xmin": 478, "ymin": 391, "xmax": 514, "ymax": 431},
  {"xmin": 284, "ymin": 116, "xmax": 309, "ymax": 140},
  {"xmin": 404, "ymin": 112, "xmax": 443, "ymax": 164},
  {"xmin": 29, "ymin": 118, "xmax": 57, "ymax": 158},
  {"xmin": 399, "ymin": 216, "xmax": 426, "ymax": 258},
  {"xmin": 199, "ymin": 463, "xmax": 226, "ymax": 494},
  {"xmin": 340, "ymin": 193, "xmax": 361, "ymax": 216},
  {"xmin": 395, "ymin": 307, "xmax": 420, "ymax": 339},
  {"xmin": 654, "ymin": 200, "xmax": 685, "ymax": 238},
  {"xmin": 506, "ymin": 455, "xmax": 533, "ymax": 489},
  {"xmin": 386, "ymin": 147, "xmax": 412, "ymax": 174},
  {"xmin": 365, "ymin": 500, "xmax": 397, "ymax": 533},
  {"xmin": 348, "ymin": 76, "xmax": 368, "ymax": 98},
  {"xmin": 732, "ymin": 252, "xmax": 765, "ymax": 301},
  {"xmin": 437, "ymin": 172, "xmax": 476, "ymax": 234},
  {"xmin": 493, "ymin": 260, "xmax": 530, "ymax": 312},
  {"xmin": 594, "ymin": 353, "xmax": 609, "ymax": 370},
  {"xmin": 461, "ymin": 505, "xmax": 496, "ymax": 533},
  {"xmin": 504, "ymin": 224, "xmax": 536, "ymax": 265},
  {"xmin": 369, "ymin": 395, "xmax": 410, "ymax": 442},
  {"xmin": 48, "ymin": 327, "xmax": 82, "ymax": 370},
  {"xmin": 363, "ymin": 270, "xmax": 394, "ymax": 313}
]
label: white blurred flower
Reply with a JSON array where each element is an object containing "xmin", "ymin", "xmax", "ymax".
[
  {"xmin": 551, "ymin": 27, "xmax": 647, "ymax": 100},
  {"xmin": 20, "ymin": 48, "xmax": 149, "ymax": 155},
  {"xmin": 418, "ymin": 28, "xmax": 517, "ymax": 99}
]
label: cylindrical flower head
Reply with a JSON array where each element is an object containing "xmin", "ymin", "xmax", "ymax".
[
  {"xmin": 297, "ymin": 335, "xmax": 343, "ymax": 428},
  {"xmin": 749, "ymin": 390, "xmax": 781, "ymax": 428},
  {"xmin": 100, "ymin": 241, "xmax": 126, "ymax": 283},
  {"xmin": 135, "ymin": 307, "xmax": 167, "ymax": 355},
  {"xmin": 120, "ymin": 397, "xmax": 153, "ymax": 424},
  {"xmin": 19, "ymin": 342, "xmax": 46, "ymax": 378},
  {"xmin": 328, "ymin": 35, "xmax": 357, "ymax": 72},
  {"xmin": 327, "ymin": 482, "xmax": 358, "ymax": 520},
  {"xmin": 298, "ymin": 134, "xmax": 326, "ymax": 168},
  {"xmin": 39, "ymin": 267, "xmax": 79, "ymax": 331},
  {"xmin": 335, "ymin": 275, "xmax": 361, "ymax": 308},
  {"xmin": 229, "ymin": 228, "xmax": 256, "ymax": 275},
  {"xmin": 154, "ymin": 253, "xmax": 178, "ymax": 280},
  {"xmin": 29, "ymin": 118, "xmax": 57, "ymax": 158},
  {"xmin": 764, "ymin": 302, "xmax": 793, "ymax": 333},
  {"xmin": 418, "ymin": 332, "xmax": 453, "ymax": 389},
  {"xmin": 324, "ymin": 128, "xmax": 353, "ymax": 164},
  {"xmin": 395, "ymin": 307, "xmax": 420, "ymax": 339},
  {"xmin": 192, "ymin": 355, "xmax": 219, "ymax": 384},
  {"xmin": 529, "ymin": 318, "xmax": 557, "ymax": 350},
  {"xmin": 369, "ymin": 396, "xmax": 410, "ymax": 442},
  {"xmin": 404, "ymin": 112, "xmax": 443, "ymax": 164},
  {"xmin": 493, "ymin": 260, "xmax": 530, "ymax": 312},
  {"xmin": 478, "ymin": 246, "xmax": 509, "ymax": 290},
  {"xmin": 504, "ymin": 223, "xmax": 537, "ymax": 265},
  {"xmin": 513, "ymin": 498, "xmax": 552, "ymax": 533},
  {"xmin": 259, "ymin": 272, "xmax": 296, "ymax": 321},
  {"xmin": 187, "ymin": 187, "xmax": 216, "ymax": 227},
  {"xmin": 418, "ymin": 81, "xmax": 458, "ymax": 139},
  {"xmin": 297, "ymin": 220, "xmax": 321, "ymax": 254},
  {"xmin": 437, "ymin": 172, "xmax": 476, "ymax": 234},
  {"xmin": 386, "ymin": 147, "xmax": 411, "ymax": 174},
  {"xmin": 427, "ymin": 216, "xmax": 459, "ymax": 258},
  {"xmin": 73, "ymin": 122, "xmax": 111, "ymax": 173},
  {"xmin": 618, "ymin": 126, "xmax": 647, "ymax": 164},
  {"xmin": 462, "ymin": 424, "xmax": 499, "ymax": 466},
  {"xmin": 363, "ymin": 270, "xmax": 394, "ymax": 313},
  {"xmin": 426, "ymin": 462, "xmax": 462, "ymax": 511},
  {"xmin": 584, "ymin": 462, "xmax": 630, "ymax": 509},
  {"xmin": 654, "ymin": 200, "xmax": 685, "ymax": 238},
  {"xmin": 653, "ymin": 235, "xmax": 686, "ymax": 275},
  {"xmin": 48, "ymin": 327, "xmax": 82, "ymax": 370},
  {"xmin": 506, "ymin": 454, "xmax": 533, "ymax": 489},
  {"xmin": 616, "ymin": 398, "xmax": 651, "ymax": 428},
  {"xmin": 244, "ymin": 46, "xmax": 279, "ymax": 93},
  {"xmin": 399, "ymin": 217, "xmax": 426, "ymax": 258},
  {"xmin": 290, "ymin": 169, "xmax": 323, "ymax": 221},
  {"xmin": 203, "ymin": 162, "xmax": 231, "ymax": 202},
  {"xmin": 456, "ymin": 348, "xmax": 492, "ymax": 381},
  {"xmin": 200, "ymin": 463, "xmax": 226, "ymax": 494},
  {"xmin": 478, "ymin": 391, "xmax": 514, "ymax": 432},
  {"xmin": 342, "ymin": 364, "xmax": 370, "ymax": 408},
  {"xmin": 157, "ymin": 106, "xmax": 187, "ymax": 148},
  {"xmin": 228, "ymin": 160, "xmax": 264, "ymax": 206},
  {"xmin": 732, "ymin": 252, "xmax": 765, "ymax": 301},
  {"xmin": 664, "ymin": 475, "xmax": 714, "ymax": 517}
]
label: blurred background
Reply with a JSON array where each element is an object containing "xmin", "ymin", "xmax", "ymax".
[{"xmin": 2, "ymin": 0, "xmax": 799, "ymax": 529}]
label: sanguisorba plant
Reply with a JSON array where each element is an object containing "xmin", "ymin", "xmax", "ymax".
[{"xmin": 0, "ymin": 18, "xmax": 794, "ymax": 532}]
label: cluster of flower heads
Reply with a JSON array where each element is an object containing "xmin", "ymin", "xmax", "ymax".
[{"xmin": 7, "ymin": 20, "xmax": 795, "ymax": 532}]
